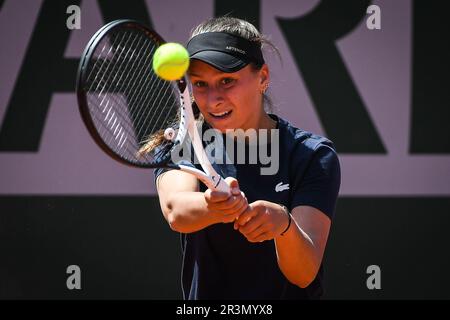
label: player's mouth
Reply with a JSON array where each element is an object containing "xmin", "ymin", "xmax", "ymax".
[{"xmin": 209, "ymin": 110, "xmax": 232, "ymax": 119}]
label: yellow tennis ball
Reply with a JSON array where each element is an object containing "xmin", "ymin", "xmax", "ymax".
[{"xmin": 153, "ymin": 43, "xmax": 190, "ymax": 81}]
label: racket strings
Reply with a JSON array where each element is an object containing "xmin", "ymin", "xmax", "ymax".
[
  {"xmin": 88, "ymin": 30, "xmax": 178, "ymax": 143},
  {"xmin": 88, "ymin": 30, "xmax": 132, "ymax": 96},
  {"xmin": 91, "ymin": 53, "xmax": 143, "ymax": 156},
  {"xmin": 97, "ymin": 33, "xmax": 154, "ymax": 149},
  {"xmin": 135, "ymin": 73, "xmax": 177, "ymax": 140},
  {"xmin": 83, "ymin": 26, "xmax": 180, "ymax": 165},
  {"xmin": 88, "ymin": 31, "xmax": 175, "ymax": 155},
  {"xmin": 86, "ymin": 30, "xmax": 145, "ymax": 153}
]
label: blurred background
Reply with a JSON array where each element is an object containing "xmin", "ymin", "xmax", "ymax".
[{"xmin": 0, "ymin": 0, "xmax": 449, "ymax": 299}]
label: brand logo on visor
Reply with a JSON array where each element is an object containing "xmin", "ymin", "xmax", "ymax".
[{"xmin": 226, "ymin": 46, "xmax": 246, "ymax": 54}]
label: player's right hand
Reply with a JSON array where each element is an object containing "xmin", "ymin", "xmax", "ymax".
[{"xmin": 204, "ymin": 177, "xmax": 248, "ymax": 223}]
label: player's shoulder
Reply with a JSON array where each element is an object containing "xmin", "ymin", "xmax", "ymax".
[{"xmin": 273, "ymin": 114, "xmax": 336, "ymax": 156}]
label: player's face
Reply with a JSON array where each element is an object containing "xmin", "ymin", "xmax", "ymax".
[{"xmin": 188, "ymin": 60, "xmax": 269, "ymax": 133}]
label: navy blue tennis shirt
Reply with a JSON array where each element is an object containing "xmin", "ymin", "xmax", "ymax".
[{"xmin": 154, "ymin": 114, "xmax": 341, "ymax": 299}]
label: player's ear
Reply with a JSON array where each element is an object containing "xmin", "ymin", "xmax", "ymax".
[
  {"xmin": 259, "ymin": 64, "xmax": 269, "ymax": 86},
  {"xmin": 258, "ymin": 64, "xmax": 269, "ymax": 93}
]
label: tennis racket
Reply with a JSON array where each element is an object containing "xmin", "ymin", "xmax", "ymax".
[{"xmin": 76, "ymin": 19, "xmax": 229, "ymax": 193}]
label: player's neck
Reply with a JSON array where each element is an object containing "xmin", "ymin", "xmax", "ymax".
[{"xmin": 256, "ymin": 111, "xmax": 277, "ymax": 130}]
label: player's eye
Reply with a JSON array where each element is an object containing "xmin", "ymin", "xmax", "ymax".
[
  {"xmin": 221, "ymin": 78, "xmax": 235, "ymax": 86},
  {"xmin": 193, "ymin": 81, "xmax": 207, "ymax": 88}
]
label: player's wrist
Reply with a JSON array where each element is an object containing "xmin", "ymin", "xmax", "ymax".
[{"xmin": 279, "ymin": 205, "xmax": 292, "ymax": 236}]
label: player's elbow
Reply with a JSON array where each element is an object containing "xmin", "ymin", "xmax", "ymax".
[
  {"xmin": 168, "ymin": 214, "xmax": 197, "ymax": 233},
  {"xmin": 288, "ymin": 262, "xmax": 321, "ymax": 289},
  {"xmin": 167, "ymin": 215, "xmax": 181, "ymax": 232},
  {"xmin": 295, "ymin": 274, "xmax": 316, "ymax": 289},
  {"xmin": 162, "ymin": 192, "xmax": 204, "ymax": 233},
  {"xmin": 161, "ymin": 194, "xmax": 188, "ymax": 232},
  {"xmin": 300, "ymin": 263, "xmax": 322, "ymax": 288},
  {"xmin": 165, "ymin": 206, "xmax": 182, "ymax": 232},
  {"xmin": 161, "ymin": 194, "xmax": 180, "ymax": 231},
  {"xmin": 165, "ymin": 205, "xmax": 189, "ymax": 233},
  {"xmin": 288, "ymin": 270, "xmax": 317, "ymax": 289}
]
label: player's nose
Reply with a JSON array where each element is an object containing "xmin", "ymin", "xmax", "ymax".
[{"xmin": 206, "ymin": 87, "xmax": 225, "ymax": 109}]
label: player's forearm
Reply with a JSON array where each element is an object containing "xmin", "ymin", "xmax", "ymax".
[
  {"xmin": 164, "ymin": 191, "xmax": 219, "ymax": 233},
  {"xmin": 274, "ymin": 222, "xmax": 321, "ymax": 288}
]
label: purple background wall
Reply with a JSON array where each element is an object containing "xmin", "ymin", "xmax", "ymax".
[{"xmin": 1, "ymin": 0, "xmax": 449, "ymax": 299}]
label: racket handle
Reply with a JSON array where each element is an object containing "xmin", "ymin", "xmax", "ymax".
[
  {"xmin": 178, "ymin": 165, "xmax": 230, "ymax": 195},
  {"xmin": 212, "ymin": 175, "xmax": 231, "ymax": 194}
]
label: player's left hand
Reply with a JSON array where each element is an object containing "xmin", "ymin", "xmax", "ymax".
[{"xmin": 234, "ymin": 200, "xmax": 290, "ymax": 242}]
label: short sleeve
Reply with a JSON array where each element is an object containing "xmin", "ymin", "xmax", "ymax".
[
  {"xmin": 152, "ymin": 128, "xmax": 195, "ymax": 187},
  {"xmin": 153, "ymin": 167, "xmax": 173, "ymax": 188},
  {"xmin": 290, "ymin": 145, "xmax": 341, "ymax": 219}
]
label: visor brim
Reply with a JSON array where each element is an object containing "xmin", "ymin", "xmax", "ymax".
[{"xmin": 190, "ymin": 51, "xmax": 249, "ymax": 73}]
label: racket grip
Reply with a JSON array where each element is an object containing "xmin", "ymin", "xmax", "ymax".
[
  {"xmin": 212, "ymin": 175, "xmax": 230, "ymax": 194},
  {"xmin": 178, "ymin": 165, "xmax": 230, "ymax": 195}
]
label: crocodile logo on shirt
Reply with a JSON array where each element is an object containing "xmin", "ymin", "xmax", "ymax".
[{"xmin": 275, "ymin": 182, "xmax": 290, "ymax": 192}]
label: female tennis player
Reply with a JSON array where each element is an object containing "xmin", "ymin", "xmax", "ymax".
[{"xmin": 152, "ymin": 16, "xmax": 341, "ymax": 300}]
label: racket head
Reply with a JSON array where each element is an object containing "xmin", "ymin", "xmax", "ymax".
[{"xmin": 76, "ymin": 19, "xmax": 187, "ymax": 169}]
